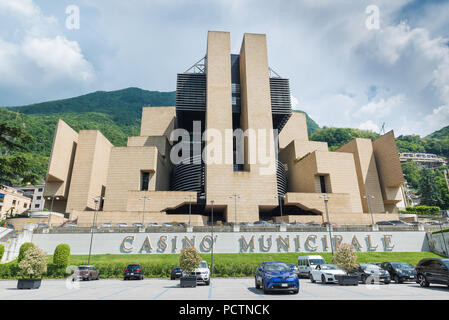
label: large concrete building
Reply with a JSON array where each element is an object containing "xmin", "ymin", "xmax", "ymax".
[{"xmin": 43, "ymin": 31, "xmax": 405, "ymax": 226}]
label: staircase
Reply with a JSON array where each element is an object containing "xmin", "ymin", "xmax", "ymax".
[{"xmin": 0, "ymin": 226, "xmax": 34, "ymax": 263}]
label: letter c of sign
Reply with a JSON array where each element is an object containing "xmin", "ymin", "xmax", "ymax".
[{"xmin": 122, "ymin": 236, "xmax": 134, "ymax": 252}]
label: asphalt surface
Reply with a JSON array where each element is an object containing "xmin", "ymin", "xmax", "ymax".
[{"xmin": 0, "ymin": 278, "xmax": 448, "ymax": 300}]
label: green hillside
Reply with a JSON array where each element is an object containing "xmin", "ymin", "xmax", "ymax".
[
  {"xmin": 427, "ymin": 125, "xmax": 449, "ymax": 140},
  {"xmin": 292, "ymin": 110, "xmax": 319, "ymax": 135}
]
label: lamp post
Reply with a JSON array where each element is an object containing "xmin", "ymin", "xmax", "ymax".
[
  {"xmin": 274, "ymin": 194, "xmax": 286, "ymax": 219},
  {"xmin": 46, "ymin": 196, "xmax": 60, "ymax": 226},
  {"xmin": 320, "ymin": 195, "xmax": 334, "ymax": 263},
  {"xmin": 210, "ymin": 200, "xmax": 215, "ymax": 276},
  {"xmin": 362, "ymin": 194, "xmax": 375, "ymax": 226},
  {"xmin": 139, "ymin": 195, "xmax": 151, "ymax": 226},
  {"xmin": 229, "ymin": 194, "xmax": 240, "ymax": 225},
  {"xmin": 88, "ymin": 196, "xmax": 104, "ymax": 265},
  {"xmin": 185, "ymin": 194, "xmax": 195, "ymax": 227}
]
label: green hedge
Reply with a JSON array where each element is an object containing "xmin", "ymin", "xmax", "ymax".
[
  {"xmin": 18, "ymin": 242, "xmax": 35, "ymax": 263},
  {"xmin": 0, "ymin": 244, "xmax": 4, "ymax": 261},
  {"xmin": 53, "ymin": 244, "xmax": 70, "ymax": 267},
  {"xmin": 402, "ymin": 206, "xmax": 441, "ymax": 216}
]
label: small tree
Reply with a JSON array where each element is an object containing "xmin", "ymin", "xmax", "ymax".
[
  {"xmin": 18, "ymin": 246, "xmax": 47, "ymax": 279},
  {"xmin": 334, "ymin": 243, "xmax": 358, "ymax": 274},
  {"xmin": 18, "ymin": 242, "xmax": 35, "ymax": 263},
  {"xmin": 179, "ymin": 246, "xmax": 202, "ymax": 275},
  {"xmin": 53, "ymin": 244, "xmax": 70, "ymax": 267},
  {"xmin": 0, "ymin": 244, "xmax": 4, "ymax": 261}
]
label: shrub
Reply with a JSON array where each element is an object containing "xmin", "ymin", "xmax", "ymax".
[
  {"xmin": 334, "ymin": 243, "xmax": 358, "ymax": 274},
  {"xmin": 179, "ymin": 246, "xmax": 202, "ymax": 274},
  {"xmin": 18, "ymin": 246, "xmax": 47, "ymax": 279},
  {"xmin": 53, "ymin": 244, "xmax": 70, "ymax": 267},
  {"xmin": 405, "ymin": 206, "xmax": 441, "ymax": 216},
  {"xmin": 0, "ymin": 244, "xmax": 4, "ymax": 261},
  {"xmin": 18, "ymin": 242, "xmax": 35, "ymax": 263}
]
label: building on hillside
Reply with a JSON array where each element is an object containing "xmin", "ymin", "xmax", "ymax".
[
  {"xmin": 16, "ymin": 185, "xmax": 46, "ymax": 212},
  {"xmin": 399, "ymin": 152, "xmax": 446, "ymax": 168},
  {"xmin": 0, "ymin": 185, "xmax": 31, "ymax": 220},
  {"xmin": 43, "ymin": 31, "xmax": 406, "ymax": 226}
]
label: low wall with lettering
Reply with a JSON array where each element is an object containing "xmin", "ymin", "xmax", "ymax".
[{"xmin": 31, "ymin": 231, "xmax": 430, "ymax": 255}]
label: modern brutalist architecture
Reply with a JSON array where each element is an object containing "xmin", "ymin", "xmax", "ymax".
[{"xmin": 43, "ymin": 31, "xmax": 405, "ymax": 226}]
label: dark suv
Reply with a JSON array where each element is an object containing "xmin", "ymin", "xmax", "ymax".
[
  {"xmin": 124, "ymin": 264, "xmax": 144, "ymax": 280},
  {"xmin": 415, "ymin": 258, "xmax": 449, "ymax": 288},
  {"xmin": 381, "ymin": 262, "xmax": 416, "ymax": 283}
]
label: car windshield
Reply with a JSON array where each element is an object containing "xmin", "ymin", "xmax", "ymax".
[
  {"xmin": 200, "ymin": 262, "xmax": 208, "ymax": 268},
  {"xmin": 361, "ymin": 264, "xmax": 380, "ymax": 271},
  {"xmin": 320, "ymin": 265, "xmax": 341, "ymax": 270},
  {"xmin": 264, "ymin": 262, "xmax": 289, "ymax": 272},
  {"xmin": 309, "ymin": 259, "xmax": 326, "ymax": 266},
  {"xmin": 391, "ymin": 262, "xmax": 413, "ymax": 269}
]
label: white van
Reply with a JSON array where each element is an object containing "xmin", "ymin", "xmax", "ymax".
[{"xmin": 297, "ymin": 255, "xmax": 326, "ymax": 278}]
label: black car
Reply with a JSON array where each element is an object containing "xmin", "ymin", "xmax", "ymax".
[
  {"xmin": 381, "ymin": 262, "xmax": 416, "ymax": 283},
  {"xmin": 415, "ymin": 258, "xmax": 449, "ymax": 288},
  {"xmin": 353, "ymin": 263, "xmax": 390, "ymax": 284},
  {"xmin": 124, "ymin": 264, "xmax": 144, "ymax": 280},
  {"xmin": 376, "ymin": 221, "xmax": 394, "ymax": 226},
  {"xmin": 171, "ymin": 266, "xmax": 183, "ymax": 280}
]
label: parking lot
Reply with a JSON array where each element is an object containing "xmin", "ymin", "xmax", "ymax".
[{"xmin": 0, "ymin": 278, "xmax": 448, "ymax": 300}]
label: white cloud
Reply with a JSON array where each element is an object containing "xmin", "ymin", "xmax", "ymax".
[
  {"xmin": 356, "ymin": 93, "xmax": 405, "ymax": 118},
  {"xmin": 358, "ymin": 120, "xmax": 380, "ymax": 133}
]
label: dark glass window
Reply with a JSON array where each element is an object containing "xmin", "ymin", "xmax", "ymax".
[
  {"xmin": 141, "ymin": 172, "xmax": 150, "ymax": 191},
  {"xmin": 320, "ymin": 176, "xmax": 326, "ymax": 193}
]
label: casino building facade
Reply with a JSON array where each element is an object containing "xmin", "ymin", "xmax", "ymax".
[{"xmin": 43, "ymin": 31, "xmax": 405, "ymax": 226}]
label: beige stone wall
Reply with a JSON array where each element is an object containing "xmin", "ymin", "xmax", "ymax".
[
  {"xmin": 140, "ymin": 106, "xmax": 176, "ymax": 139},
  {"xmin": 7, "ymin": 215, "xmax": 67, "ymax": 229},
  {"xmin": 278, "ymin": 113, "xmax": 309, "ymax": 149},
  {"xmin": 285, "ymin": 192, "xmax": 352, "ymax": 214},
  {"xmin": 126, "ymin": 191, "xmax": 197, "ymax": 212},
  {"xmin": 103, "ymin": 147, "xmax": 158, "ymax": 212},
  {"xmin": 372, "ymin": 131, "xmax": 404, "ymax": 208},
  {"xmin": 204, "ymin": 32, "xmax": 278, "ymax": 223},
  {"xmin": 66, "ymin": 130, "xmax": 113, "ymax": 212},
  {"xmin": 127, "ymin": 136, "xmax": 170, "ymax": 157},
  {"xmin": 44, "ymin": 119, "xmax": 78, "ymax": 200},
  {"xmin": 336, "ymin": 138, "xmax": 385, "ymax": 213}
]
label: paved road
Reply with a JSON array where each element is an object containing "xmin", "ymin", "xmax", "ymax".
[{"xmin": 0, "ymin": 278, "xmax": 448, "ymax": 300}]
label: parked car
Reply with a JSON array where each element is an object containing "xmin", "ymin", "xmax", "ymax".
[
  {"xmin": 304, "ymin": 222, "xmax": 320, "ymax": 227},
  {"xmin": 171, "ymin": 266, "xmax": 183, "ymax": 280},
  {"xmin": 64, "ymin": 222, "xmax": 77, "ymax": 228},
  {"xmin": 381, "ymin": 262, "xmax": 416, "ymax": 283},
  {"xmin": 124, "ymin": 264, "xmax": 144, "ymax": 280},
  {"xmin": 255, "ymin": 261, "xmax": 299, "ymax": 294},
  {"xmin": 73, "ymin": 265, "xmax": 100, "ymax": 281},
  {"xmin": 287, "ymin": 263, "xmax": 300, "ymax": 277},
  {"xmin": 353, "ymin": 263, "xmax": 390, "ymax": 284},
  {"xmin": 37, "ymin": 223, "xmax": 49, "ymax": 228},
  {"xmin": 310, "ymin": 264, "xmax": 346, "ymax": 284},
  {"xmin": 162, "ymin": 223, "xmax": 173, "ymax": 227},
  {"xmin": 178, "ymin": 222, "xmax": 187, "ymax": 227},
  {"xmin": 132, "ymin": 223, "xmax": 144, "ymax": 228},
  {"xmin": 101, "ymin": 222, "xmax": 112, "ymax": 228},
  {"xmin": 274, "ymin": 222, "xmax": 291, "ymax": 226},
  {"xmin": 253, "ymin": 220, "xmax": 272, "ymax": 226},
  {"xmin": 388, "ymin": 220, "xmax": 411, "ymax": 226},
  {"xmin": 376, "ymin": 221, "xmax": 394, "ymax": 226},
  {"xmin": 321, "ymin": 222, "xmax": 338, "ymax": 227},
  {"xmin": 148, "ymin": 222, "xmax": 159, "ymax": 227},
  {"xmin": 191, "ymin": 260, "xmax": 210, "ymax": 285},
  {"xmin": 298, "ymin": 255, "xmax": 326, "ymax": 278},
  {"xmin": 290, "ymin": 222, "xmax": 305, "ymax": 226},
  {"xmin": 117, "ymin": 222, "xmax": 128, "ymax": 227},
  {"xmin": 239, "ymin": 222, "xmax": 252, "ymax": 226},
  {"xmin": 415, "ymin": 258, "xmax": 449, "ymax": 288}
]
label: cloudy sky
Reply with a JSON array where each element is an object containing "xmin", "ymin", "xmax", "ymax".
[{"xmin": 0, "ymin": 0, "xmax": 448, "ymax": 136}]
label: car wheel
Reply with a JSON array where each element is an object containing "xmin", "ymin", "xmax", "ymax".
[
  {"xmin": 321, "ymin": 274, "xmax": 327, "ymax": 284},
  {"xmin": 255, "ymin": 277, "xmax": 260, "ymax": 289},
  {"xmin": 361, "ymin": 275, "xmax": 367, "ymax": 284},
  {"xmin": 262, "ymin": 280, "xmax": 269, "ymax": 294},
  {"xmin": 310, "ymin": 275, "xmax": 316, "ymax": 283},
  {"xmin": 418, "ymin": 274, "xmax": 430, "ymax": 287},
  {"xmin": 394, "ymin": 275, "xmax": 401, "ymax": 284},
  {"xmin": 293, "ymin": 289, "xmax": 299, "ymax": 294},
  {"xmin": 384, "ymin": 280, "xmax": 390, "ymax": 285}
]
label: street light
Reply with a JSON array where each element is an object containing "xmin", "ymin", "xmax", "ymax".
[
  {"xmin": 210, "ymin": 200, "xmax": 215, "ymax": 276},
  {"xmin": 185, "ymin": 194, "xmax": 195, "ymax": 227},
  {"xmin": 362, "ymin": 194, "xmax": 375, "ymax": 226},
  {"xmin": 139, "ymin": 195, "xmax": 151, "ymax": 226},
  {"xmin": 274, "ymin": 194, "xmax": 286, "ymax": 218},
  {"xmin": 319, "ymin": 195, "xmax": 334, "ymax": 263},
  {"xmin": 229, "ymin": 194, "xmax": 240, "ymax": 225},
  {"xmin": 88, "ymin": 196, "xmax": 104, "ymax": 266},
  {"xmin": 46, "ymin": 196, "xmax": 60, "ymax": 226}
]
